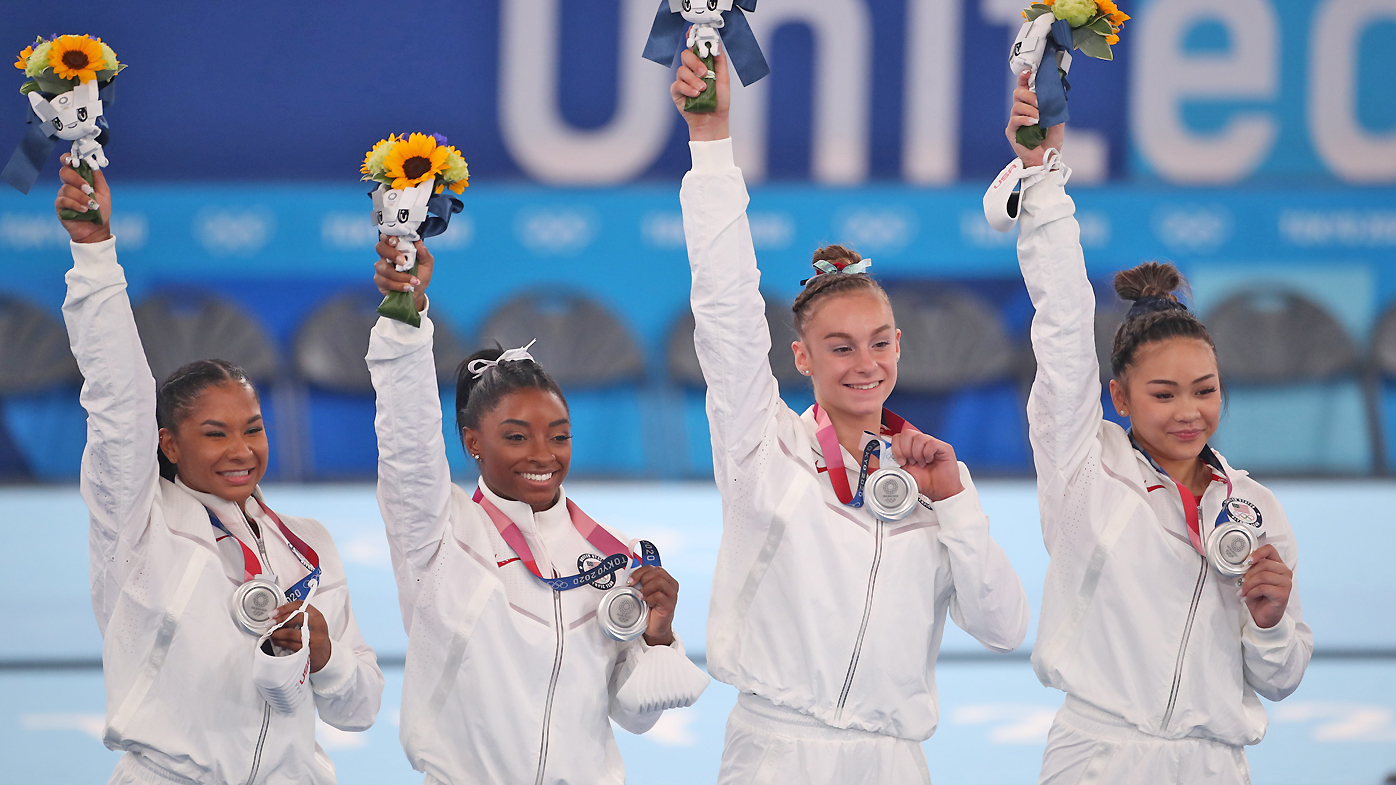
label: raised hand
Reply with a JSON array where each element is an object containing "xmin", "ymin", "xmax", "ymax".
[
  {"xmin": 671, "ymin": 47, "xmax": 730, "ymax": 142},
  {"xmin": 1240, "ymin": 544, "xmax": 1293, "ymax": 629},
  {"xmin": 374, "ymin": 235, "xmax": 435, "ymax": 314},
  {"xmin": 890, "ymin": 430, "xmax": 965, "ymax": 503},
  {"xmin": 1006, "ymin": 70, "xmax": 1065, "ymax": 167},
  {"xmin": 628, "ymin": 565, "xmax": 679, "ymax": 647},
  {"xmin": 54, "ymin": 153, "xmax": 111, "ymax": 244}
]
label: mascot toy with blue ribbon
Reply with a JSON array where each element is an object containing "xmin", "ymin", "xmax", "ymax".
[
  {"xmin": 361, "ymin": 133, "xmax": 467, "ymax": 328},
  {"xmin": 1010, "ymin": 0, "xmax": 1128, "ymax": 149},
  {"xmin": 3, "ymin": 35, "xmax": 124, "ymax": 225},
  {"xmin": 642, "ymin": 0, "xmax": 770, "ymax": 113}
]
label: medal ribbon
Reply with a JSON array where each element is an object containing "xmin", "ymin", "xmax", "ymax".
[
  {"xmin": 473, "ymin": 489, "xmax": 642, "ymax": 592},
  {"xmin": 206, "ymin": 501, "xmax": 322, "ymax": 602},
  {"xmin": 813, "ymin": 404, "xmax": 913, "ymax": 508},
  {"xmin": 1129, "ymin": 435, "xmax": 1235, "ymax": 557}
]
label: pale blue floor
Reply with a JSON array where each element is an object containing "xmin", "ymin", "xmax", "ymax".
[{"xmin": 2, "ymin": 481, "xmax": 1394, "ymax": 784}]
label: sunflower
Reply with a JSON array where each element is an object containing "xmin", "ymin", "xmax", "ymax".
[
  {"xmin": 383, "ymin": 133, "xmax": 448, "ymax": 190},
  {"xmin": 48, "ymin": 35, "xmax": 105, "ymax": 82},
  {"xmin": 1094, "ymin": 0, "xmax": 1129, "ymax": 26},
  {"xmin": 14, "ymin": 45, "xmax": 33, "ymax": 71}
]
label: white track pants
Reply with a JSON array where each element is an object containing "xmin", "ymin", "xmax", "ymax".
[
  {"xmin": 717, "ymin": 693, "xmax": 933, "ymax": 785},
  {"xmin": 1039, "ymin": 697, "xmax": 1251, "ymax": 785},
  {"xmin": 107, "ymin": 753, "xmax": 200, "ymax": 785}
]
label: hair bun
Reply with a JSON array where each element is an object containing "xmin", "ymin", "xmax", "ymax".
[{"xmin": 1114, "ymin": 261, "xmax": 1184, "ymax": 303}]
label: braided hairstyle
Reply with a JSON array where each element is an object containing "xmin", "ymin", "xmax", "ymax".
[
  {"xmin": 455, "ymin": 345, "xmax": 568, "ymax": 444},
  {"xmin": 791, "ymin": 245, "xmax": 891, "ymax": 337},
  {"xmin": 156, "ymin": 359, "xmax": 258, "ymax": 481},
  {"xmin": 1109, "ymin": 261, "xmax": 1215, "ymax": 380}
]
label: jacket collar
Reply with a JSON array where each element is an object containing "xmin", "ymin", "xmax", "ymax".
[
  {"xmin": 476, "ymin": 478, "xmax": 572, "ymax": 548},
  {"xmin": 172, "ymin": 477, "xmax": 283, "ymax": 544},
  {"xmin": 799, "ymin": 405, "xmax": 881, "ymax": 469}
]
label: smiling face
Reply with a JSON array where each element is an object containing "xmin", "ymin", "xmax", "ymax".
[
  {"xmin": 792, "ymin": 291, "xmax": 900, "ymax": 422},
  {"xmin": 158, "ymin": 382, "xmax": 269, "ymax": 505},
  {"xmin": 674, "ymin": 0, "xmax": 732, "ymax": 23},
  {"xmin": 463, "ymin": 387, "xmax": 572, "ymax": 512},
  {"xmin": 28, "ymin": 80, "xmax": 103, "ymax": 142},
  {"xmin": 1110, "ymin": 337, "xmax": 1221, "ymax": 470}
]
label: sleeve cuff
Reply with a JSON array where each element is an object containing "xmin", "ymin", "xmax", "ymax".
[
  {"xmin": 310, "ymin": 636, "xmax": 358, "ymax": 695},
  {"xmin": 926, "ymin": 462, "xmax": 986, "ymax": 528},
  {"xmin": 68, "ymin": 236, "xmax": 119, "ymax": 272},
  {"xmin": 370, "ymin": 310, "xmax": 435, "ymax": 356},
  {"xmin": 689, "ymin": 138, "xmax": 736, "ymax": 174},
  {"xmin": 1244, "ymin": 612, "xmax": 1295, "ymax": 647},
  {"xmin": 639, "ymin": 631, "xmax": 687, "ymax": 658}
]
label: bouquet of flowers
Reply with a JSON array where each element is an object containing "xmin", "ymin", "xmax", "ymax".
[
  {"xmin": 362, "ymin": 133, "xmax": 467, "ymax": 327},
  {"xmin": 3, "ymin": 35, "xmax": 125, "ymax": 224},
  {"xmin": 1011, "ymin": 0, "xmax": 1128, "ymax": 148}
]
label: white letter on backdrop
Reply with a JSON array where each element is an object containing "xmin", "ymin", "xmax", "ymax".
[
  {"xmin": 903, "ymin": 0, "xmax": 962, "ymax": 184},
  {"xmin": 1132, "ymin": 0, "xmax": 1279, "ymax": 184},
  {"xmin": 1311, "ymin": 0, "xmax": 1396, "ymax": 183},
  {"xmin": 727, "ymin": 0, "xmax": 872, "ymax": 184},
  {"xmin": 500, "ymin": 0, "xmax": 673, "ymax": 184}
]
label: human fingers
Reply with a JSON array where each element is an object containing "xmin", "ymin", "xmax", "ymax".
[
  {"xmin": 1017, "ymin": 70, "xmax": 1030, "ymax": 91},
  {"xmin": 58, "ymin": 159, "xmax": 86, "ymax": 188},
  {"xmin": 56, "ymin": 191, "xmax": 95, "ymax": 215},
  {"xmin": 375, "ymin": 258, "xmax": 417, "ymax": 293},
  {"xmin": 414, "ymin": 240, "xmax": 434, "ymax": 269},
  {"xmin": 1013, "ymin": 99, "xmax": 1040, "ymax": 123},
  {"xmin": 1012, "ymin": 86, "xmax": 1036, "ymax": 108},
  {"xmin": 271, "ymin": 601, "xmax": 304, "ymax": 623},
  {"xmin": 268, "ymin": 628, "xmax": 305, "ymax": 651},
  {"xmin": 88, "ymin": 164, "xmax": 110, "ymax": 198},
  {"xmin": 1250, "ymin": 544, "xmax": 1285, "ymax": 566},
  {"xmin": 376, "ymin": 237, "xmax": 408, "ymax": 267}
]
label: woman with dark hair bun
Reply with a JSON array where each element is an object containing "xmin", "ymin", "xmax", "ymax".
[
  {"xmin": 368, "ymin": 237, "xmax": 706, "ymax": 785},
  {"xmin": 999, "ymin": 73, "xmax": 1311, "ymax": 784},
  {"xmin": 52, "ymin": 157, "xmax": 383, "ymax": 785},
  {"xmin": 671, "ymin": 48, "xmax": 1028, "ymax": 784}
]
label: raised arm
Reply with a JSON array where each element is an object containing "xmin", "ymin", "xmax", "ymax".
[
  {"xmin": 1007, "ymin": 81, "xmax": 1102, "ymax": 500},
  {"xmin": 55, "ymin": 159, "xmax": 160, "ymax": 629},
  {"xmin": 367, "ymin": 240, "xmax": 453, "ymax": 620},
  {"xmin": 675, "ymin": 48, "xmax": 783, "ymax": 469}
]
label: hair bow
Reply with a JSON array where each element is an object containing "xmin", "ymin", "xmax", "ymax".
[
  {"xmin": 800, "ymin": 257, "xmax": 871, "ymax": 286},
  {"xmin": 467, "ymin": 339, "xmax": 538, "ymax": 379}
]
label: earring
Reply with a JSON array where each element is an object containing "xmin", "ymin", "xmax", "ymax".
[
  {"xmin": 801, "ymin": 369, "xmax": 811, "ymax": 376},
  {"xmin": 471, "ymin": 453, "xmax": 481, "ymax": 460}
]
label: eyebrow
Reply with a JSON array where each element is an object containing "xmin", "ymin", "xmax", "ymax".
[
  {"xmin": 500, "ymin": 418, "xmax": 571, "ymax": 428},
  {"xmin": 823, "ymin": 325, "xmax": 893, "ymax": 341},
  {"xmin": 549, "ymin": 418, "xmax": 570, "ymax": 427},
  {"xmin": 1146, "ymin": 374, "xmax": 1217, "ymax": 386}
]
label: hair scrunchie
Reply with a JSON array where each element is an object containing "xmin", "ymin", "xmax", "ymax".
[{"xmin": 1126, "ymin": 295, "xmax": 1188, "ymax": 320}]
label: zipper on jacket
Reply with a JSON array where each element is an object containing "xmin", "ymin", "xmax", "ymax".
[
  {"xmin": 1161, "ymin": 554, "xmax": 1208, "ymax": 730},
  {"xmin": 534, "ymin": 589, "xmax": 565, "ymax": 785},
  {"xmin": 836, "ymin": 519, "xmax": 884, "ymax": 717},
  {"xmin": 244, "ymin": 702, "xmax": 271, "ymax": 785}
]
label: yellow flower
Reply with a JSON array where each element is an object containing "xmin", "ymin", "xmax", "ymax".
[
  {"xmin": 15, "ymin": 45, "xmax": 33, "ymax": 71},
  {"xmin": 1106, "ymin": 33, "xmax": 1119, "ymax": 44},
  {"xmin": 1094, "ymin": 0, "xmax": 1129, "ymax": 25},
  {"xmin": 383, "ymin": 133, "xmax": 449, "ymax": 190},
  {"xmin": 361, "ymin": 135, "xmax": 398, "ymax": 176},
  {"xmin": 48, "ymin": 35, "xmax": 106, "ymax": 83}
]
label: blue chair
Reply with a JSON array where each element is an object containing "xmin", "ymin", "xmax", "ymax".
[
  {"xmin": 1206, "ymin": 290, "xmax": 1369, "ymax": 474},
  {"xmin": 477, "ymin": 291, "xmax": 648, "ymax": 477},
  {"xmin": 0, "ymin": 296, "xmax": 83, "ymax": 479},
  {"xmin": 295, "ymin": 290, "xmax": 471, "ymax": 479}
]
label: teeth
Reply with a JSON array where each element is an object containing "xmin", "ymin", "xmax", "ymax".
[
  {"xmin": 521, "ymin": 472, "xmax": 554, "ymax": 482},
  {"xmin": 219, "ymin": 469, "xmax": 251, "ymax": 477},
  {"xmin": 847, "ymin": 381, "xmax": 880, "ymax": 390}
]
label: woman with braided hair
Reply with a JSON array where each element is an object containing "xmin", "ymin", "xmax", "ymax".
[
  {"xmin": 1000, "ymin": 73, "xmax": 1311, "ymax": 783},
  {"xmin": 671, "ymin": 47, "xmax": 1029, "ymax": 784},
  {"xmin": 367, "ymin": 237, "xmax": 705, "ymax": 785}
]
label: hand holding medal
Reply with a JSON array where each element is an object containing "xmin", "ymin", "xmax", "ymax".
[
  {"xmin": 268, "ymin": 601, "xmax": 333, "ymax": 673},
  {"xmin": 1239, "ymin": 544, "xmax": 1293, "ymax": 630},
  {"xmin": 5, "ymin": 35, "xmax": 124, "ymax": 224},
  {"xmin": 361, "ymin": 133, "xmax": 466, "ymax": 328},
  {"xmin": 888, "ymin": 430, "xmax": 964, "ymax": 504},
  {"xmin": 626, "ymin": 562, "xmax": 679, "ymax": 647}
]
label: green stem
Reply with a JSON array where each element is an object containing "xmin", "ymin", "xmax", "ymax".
[{"xmin": 56, "ymin": 161, "xmax": 104, "ymax": 226}]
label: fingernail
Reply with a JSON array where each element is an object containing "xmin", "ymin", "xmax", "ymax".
[
  {"xmin": 387, "ymin": 237, "xmax": 398, "ymax": 247},
  {"xmin": 88, "ymin": 199, "xmax": 98, "ymax": 209},
  {"xmin": 81, "ymin": 184, "xmax": 93, "ymax": 195},
  {"xmin": 411, "ymin": 277, "xmax": 421, "ymax": 286},
  {"xmin": 397, "ymin": 256, "xmax": 406, "ymax": 265},
  {"xmin": 404, "ymin": 284, "xmax": 415, "ymax": 293}
]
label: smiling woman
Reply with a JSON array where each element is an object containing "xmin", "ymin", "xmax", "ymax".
[{"xmin": 154, "ymin": 359, "xmax": 267, "ymax": 498}]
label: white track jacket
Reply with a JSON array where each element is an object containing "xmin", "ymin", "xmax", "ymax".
[
  {"xmin": 1017, "ymin": 164, "xmax": 1313, "ymax": 746},
  {"xmin": 64, "ymin": 238, "xmax": 383, "ymax": 784},
  {"xmin": 367, "ymin": 311, "xmax": 698, "ymax": 785},
  {"xmin": 682, "ymin": 139, "xmax": 1030, "ymax": 741}
]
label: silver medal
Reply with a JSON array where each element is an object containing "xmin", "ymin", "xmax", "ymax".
[
  {"xmin": 866, "ymin": 466, "xmax": 918, "ymax": 520},
  {"xmin": 1206, "ymin": 521, "xmax": 1257, "ymax": 577},
  {"xmin": 231, "ymin": 576, "xmax": 284, "ymax": 635},
  {"xmin": 598, "ymin": 585, "xmax": 649, "ymax": 641}
]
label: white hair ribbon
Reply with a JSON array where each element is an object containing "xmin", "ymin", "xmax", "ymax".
[
  {"xmin": 810, "ymin": 258, "xmax": 872, "ymax": 277},
  {"xmin": 467, "ymin": 339, "xmax": 538, "ymax": 378}
]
